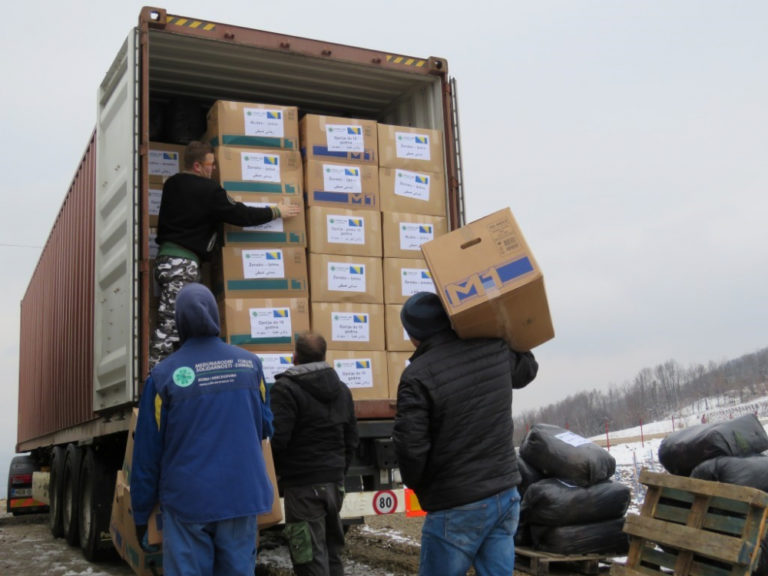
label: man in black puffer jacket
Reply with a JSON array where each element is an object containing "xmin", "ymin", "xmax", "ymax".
[
  {"xmin": 392, "ymin": 292, "xmax": 538, "ymax": 576},
  {"xmin": 271, "ymin": 331, "xmax": 359, "ymax": 576}
]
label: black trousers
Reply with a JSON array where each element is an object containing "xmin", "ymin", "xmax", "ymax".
[{"xmin": 283, "ymin": 483, "xmax": 345, "ymax": 576}]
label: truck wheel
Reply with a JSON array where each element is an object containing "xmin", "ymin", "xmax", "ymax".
[
  {"xmin": 79, "ymin": 447, "xmax": 117, "ymax": 561},
  {"xmin": 62, "ymin": 444, "xmax": 82, "ymax": 546},
  {"xmin": 48, "ymin": 446, "xmax": 66, "ymax": 537}
]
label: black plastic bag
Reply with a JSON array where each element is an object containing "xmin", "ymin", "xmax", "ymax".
[
  {"xmin": 658, "ymin": 414, "xmax": 768, "ymax": 477},
  {"xmin": 690, "ymin": 454, "xmax": 768, "ymax": 491},
  {"xmin": 517, "ymin": 455, "xmax": 543, "ymax": 498},
  {"xmin": 520, "ymin": 423, "xmax": 616, "ymax": 487},
  {"xmin": 521, "ymin": 478, "xmax": 630, "ymax": 526},
  {"xmin": 529, "ymin": 517, "xmax": 629, "ymax": 556}
]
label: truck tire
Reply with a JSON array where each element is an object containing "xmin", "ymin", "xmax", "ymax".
[
  {"xmin": 62, "ymin": 444, "xmax": 82, "ymax": 546},
  {"xmin": 79, "ymin": 447, "xmax": 118, "ymax": 561},
  {"xmin": 48, "ymin": 446, "xmax": 66, "ymax": 537}
]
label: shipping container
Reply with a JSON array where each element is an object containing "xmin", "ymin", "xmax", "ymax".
[{"xmin": 13, "ymin": 6, "xmax": 464, "ymax": 564}]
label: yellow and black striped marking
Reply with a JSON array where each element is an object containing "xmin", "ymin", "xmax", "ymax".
[
  {"xmin": 166, "ymin": 16, "xmax": 216, "ymax": 31},
  {"xmin": 385, "ymin": 54, "xmax": 427, "ymax": 68}
]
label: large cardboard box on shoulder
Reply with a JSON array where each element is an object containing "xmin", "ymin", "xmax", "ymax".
[
  {"xmin": 311, "ymin": 302, "xmax": 385, "ymax": 351},
  {"xmin": 300, "ymin": 114, "xmax": 378, "ymax": 165},
  {"xmin": 326, "ymin": 350, "xmax": 388, "ymax": 401},
  {"xmin": 421, "ymin": 208, "xmax": 554, "ymax": 351},
  {"xmin": 304, "ymin": 159, "xmax": 379, "ymax": 210},
  {"xmin": 306, "ymin": 206, "xmax": 382, "ymax": 257},
  {"xmin": 205, "ymin": 100, "xmax": 299, "ymax": 150},
  {"xmin": 377, "ymin": 124, "xmax": 444, "ymax": 173},
  {"xmin": 220, "ymin": 297, "xmax": 310, "ymax": 352},
  {"xmin": 308, "ymin": 254, "xmax": 383, "ymax": 304},
  {"xmin": 224, "ymin": 191, "xmax": 306, "ymax": 247},
  {"xmin": 214, "ymin": 246, "xmax": 308, "ymax": 300},
  {"xmin": 216, "ymin": 146, "xmax": 303, "ymax": 195}
]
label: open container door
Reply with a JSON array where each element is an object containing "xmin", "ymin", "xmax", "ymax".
[{"xmin": 93, "ymin": 31, "xmax": 140, "ymax": 412}]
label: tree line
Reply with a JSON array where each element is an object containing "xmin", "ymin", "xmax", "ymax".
[{"xmin": 513, "ymin": 346, "xmax": 768, "ymax": 444}]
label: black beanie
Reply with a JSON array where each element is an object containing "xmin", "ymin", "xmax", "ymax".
[{"xmin": 400, "ymin": 292, "xmax": 451, "ymax": 341}]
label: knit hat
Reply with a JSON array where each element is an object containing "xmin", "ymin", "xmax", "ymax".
[{"xmin": 400, "ymin": 292, "xmax": 451, "ymax": 341}]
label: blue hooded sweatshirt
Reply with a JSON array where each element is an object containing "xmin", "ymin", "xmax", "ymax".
[{"xmin": 131, "ymin": 282, "xmax": 274, "ymax": 524}]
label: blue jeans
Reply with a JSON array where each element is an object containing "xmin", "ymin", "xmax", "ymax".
[
  {"xmin": 162, "ymin": 509, "xmax": 258, "ymax": 576},
  {"xmin": 419, "ymin": 487, "xmax": 520, "ymax": 576}
]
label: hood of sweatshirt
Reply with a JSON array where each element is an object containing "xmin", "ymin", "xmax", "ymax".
[
  {"xmin": 174, "ymin": 283, "xmax": 220, "ymax": 343},
  {"xmin": 279, "ymin": 361, "xmax": 342, "ymax": 402}
]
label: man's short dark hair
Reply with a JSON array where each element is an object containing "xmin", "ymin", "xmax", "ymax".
[
  {"xmin": 294, "ymin": 331, "xmax": 327, "ymax": 365},
  {"xmin": 183, "ymin": 140, "xmax": 214, "ymax": 169}
]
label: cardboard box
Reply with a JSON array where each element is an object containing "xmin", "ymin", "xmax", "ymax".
[
  {"xmin": 205, "ymin": 100, "xmax": 299, "ymax": 150},
  {"xmin": 300, "ymin": 114, "xmax": 378, "ymax": 165},
  {"xmin": 149, "ymin": 141, "xmax": 185, "ymax": 178},
  {"xmin": 377, "ymin": 124, "xmax": 444, "ymax": 173},
  {"xmin": 148, "ymin": 176, "xmax": 165, "ymax": 227},
  {"xmin": 379, "ymin": 166, "xmax": 446, "ymax": 216},
  {"xmin": 421, "ymin": 208, "xmax": 554, "ymax": 351},
  {"xmin": 385, "ymin": 304, "xmax": 415, "ymax": 352},
  {"xmin": 220, "ymin": 297, "xmax": 310, "ymax": 352},
  {"xmin": 308, "ymin": 254, "xmax": 383, "ymax": 304},
  {"xmin": 311, "ymin": 303, "xmax": 385, "ymax": 351},
  {"xmin": 216, "ymin": 146, "xmax": 303, "ymax": 195},
  {"xmin": 326, "ymin": 350, "xmax": 388, "ymax": 401},
  {"xmin": 383, "ymin": 258, "xmax": 436, "ymax": 304},
  {"xmin": 257, "ymin": 353, "xmax": 294, "ymax": 388},
  {"xmin": 224, "ymin": 192, "xmax": 306, "ymax": 247},
  {"xmin": 306, "ymin": 206, "xmax": 382, "ymax": 257},
  {"xmin": 215, "ymin": 246, "xmax": 308, "ymax": 299},
  {"xmin": 110, "ymin": 470, "xmax": 164, "ymax": 575},
  {"xmin": 303, "ymin": 159, "xmax": 379, "ymax": 209},
  {"xmin": 381, "ymin": 212, "xmax": 447, "ymax": 259},
  {"xmin": 387, "ymin": 352, "xmax": 412, "ymax": 399}
]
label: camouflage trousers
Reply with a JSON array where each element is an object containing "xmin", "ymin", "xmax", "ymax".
[{"xmin": 150, "ymin": 254, "xmax": 201, "ymax": 369}]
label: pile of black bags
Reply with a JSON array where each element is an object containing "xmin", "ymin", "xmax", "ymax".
[
  {"xmin": 658, "ymin": 413, "xmax": 768, "ymax": 575},
  {"xmin": 516, "ymin": 423, "xmax": 630, "ymax": 556}
]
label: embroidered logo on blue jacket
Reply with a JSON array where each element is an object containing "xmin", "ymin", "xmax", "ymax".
[{"xmin": 173, "ymin": 366, "xmax": 196, "ymax": 387}]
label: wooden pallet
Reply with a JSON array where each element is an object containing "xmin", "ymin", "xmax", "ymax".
[
  {"xmin": 515, "ymin": 546, "xmax": 610, "ymax": 575},
  {"xmin": 610, "ymin": 469, "xmax": 768, "ymax": 576}
]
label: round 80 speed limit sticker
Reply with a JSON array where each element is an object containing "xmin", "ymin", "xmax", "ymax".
[{"xmin": 372, "ymin": 490, "xmax": 398, "ymax": 514}]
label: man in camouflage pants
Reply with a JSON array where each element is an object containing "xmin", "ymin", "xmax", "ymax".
[{"xmin": 149, "ymin": 141, "xmax": 301, "ymax": 368}]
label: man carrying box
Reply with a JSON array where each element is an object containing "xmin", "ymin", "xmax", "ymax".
[
  {"xmin": 392, "ymin": 292, "xmax": 538, "ymax": 576},
  {"xmin": 132, "ymin": 283, "xmax": 275, "ymax": 575}
]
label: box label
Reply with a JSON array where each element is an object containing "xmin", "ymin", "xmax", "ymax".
[
  {"xmin": 243, "ymin": 202, "xmax": 284, "ymax": 232},
  {"xmin": 241, "ymin": 249, "xmax": 286, "ymax": 279},
  {"xmin": 394, "ymin": 169, "xmax": 431, "ymax": 202},
  {"xmin": 331, "ymin": 313, "xmax": 371, "ymax": 342},
  {"xmin": 333, "ymin": 358, "xmax": 374, "ymax": 389},
  {"xmin": 149, "ymin": 187, "xmax": 162, "ymax": 216},
  {"xmin": 325, "ymin": 125, "xmax": 364, "ymax": 152},
  {"xmin": 323, "ymin": 165, "xmax": 362, "ymax": 193},
  {"xmin": 328, "ymin": 262, "xmax": 366, "ymax": 292},
  {"xmin": 244, "ymin": 108, "xmax": 285, "ymax": 138},
  {"xmin": 258, "ymin": 353, "xmax": 294, "ymax": 385},
  {"xmin": 149, "ymin": 149, "xmax": 180, "ymax": 176},
  {"xmin": 241, "ymin": 152, "xmax": 282, "ymax": 182},
  {"xmin": 327, "ymin": 215, "xmax": 365, "ymax": 245},
  {"xmin": 399, "ymin": 223, "xmax": 434, "ymax": 251},
  {"xmin": 396, "ymin": 132, "xmax": 431, "ymax": 161},
  {"xmin": 402, "ymin": 268, "xmax": 436, "ymax": 297},
  {"xmin": 249, "ymin": 308, "xmax": 292, "ymax": 339}
]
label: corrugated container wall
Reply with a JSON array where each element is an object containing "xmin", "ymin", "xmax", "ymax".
[{"xmin": 17, "ymin": 133, "xmax": 96, "ymax": 448}]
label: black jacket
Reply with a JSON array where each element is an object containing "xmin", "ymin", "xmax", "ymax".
[
  {"xmin": 392, "ymin": 331, "xmax": 538, "ymax": 512},
  {"xmin": 157, "ymin": 172, "xmax": 275, "ymax": 259},
  {"xmin": 271, "ymin": 362, "xmax": 359, "ymax": 487}
]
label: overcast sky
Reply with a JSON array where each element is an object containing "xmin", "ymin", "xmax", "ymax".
[{"xmin": 1, "ymin": 1, "xmax": 767, "ymax": 477}]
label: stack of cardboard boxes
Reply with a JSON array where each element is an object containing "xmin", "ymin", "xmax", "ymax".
[
  {"xmin": 377, "ymin": 124, "xmax": 448, "ymax": 398},
  {"xmin": 204, "ymin": 101, "xmax": 309, "ymax": 383},
  {"xmin": 301, "ymin": 115, "xmax": 388, "ymax": 400}
]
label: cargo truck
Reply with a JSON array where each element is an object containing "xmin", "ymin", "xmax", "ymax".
[{"xmin": 12, "ymin": 6, "xmax": 464, "ymax": 562}]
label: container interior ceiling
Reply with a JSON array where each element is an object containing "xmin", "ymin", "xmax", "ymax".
[{"xmin": 147, "ymin": 30, "xmax": 445, "ymax": 135}]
